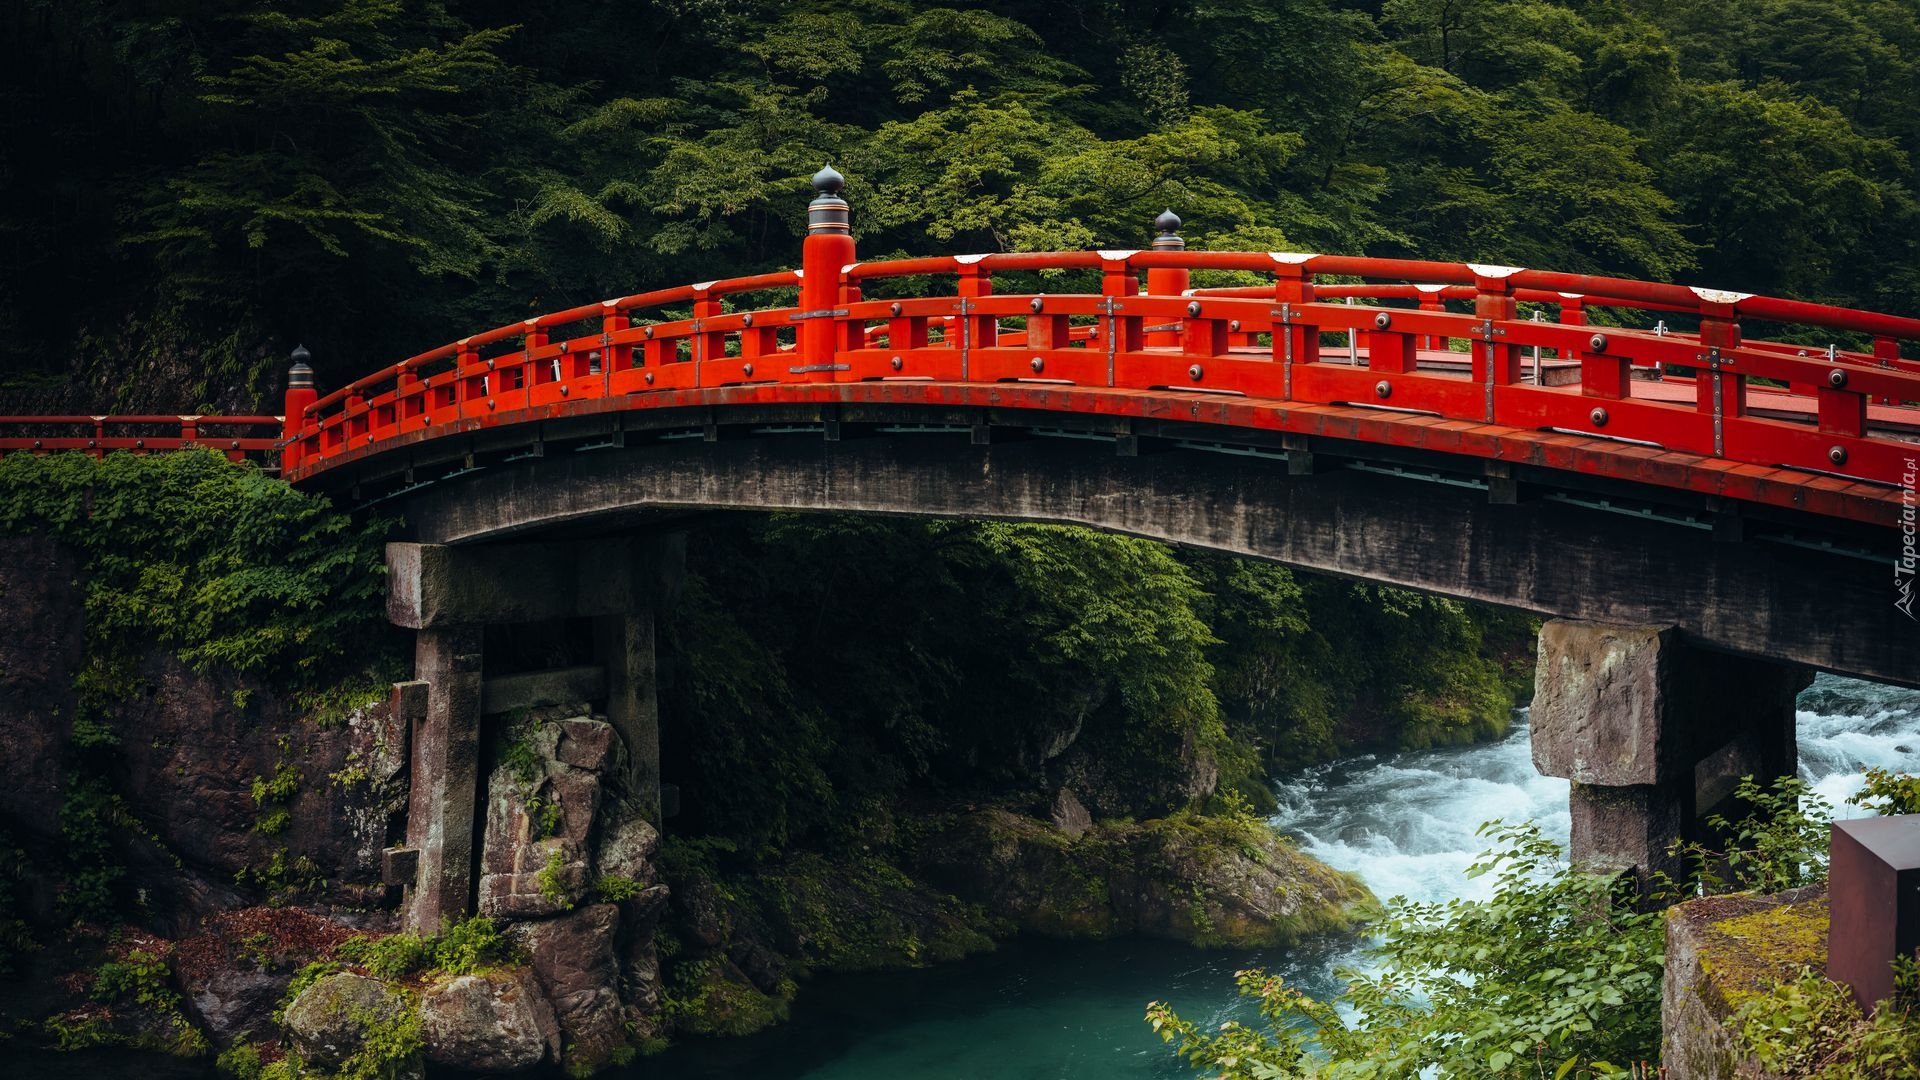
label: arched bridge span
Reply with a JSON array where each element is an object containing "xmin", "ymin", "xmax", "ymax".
[
  {"xmin": 3, "ymin": 171, "xmax": 1917, "ymax": 685},
  {"xmin": 377, "ymin": 396, "xmax": 1917, "ymax": 689}
]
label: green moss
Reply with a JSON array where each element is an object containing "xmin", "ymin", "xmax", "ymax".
[
  {"xmin": 663, "ymin": 958, "xmax": 794, "ymax": 1038},
  {"xmin": 594, "ymin": 874, "xmax": 644, "ymax": 902},
  {"xmin": 1695, "ymin": 894, "xmax": 1830, "ymax": 1015},
  {"xmin": 536, "ymin": 847, "xmax": 574, "ymax": 910},
  {"xmin": 43, "ymin": 944, "xmax": 211, "ymax": 1057}
]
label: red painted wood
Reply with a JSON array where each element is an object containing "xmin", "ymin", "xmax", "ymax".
[{"xmin": 8, "ymin": 250, "xmax": 1918, "ymax": 531}]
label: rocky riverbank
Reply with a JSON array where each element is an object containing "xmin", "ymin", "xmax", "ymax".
[{"xmin": 0, "ymin": 461, "xmax": 1526, "ymax": 1076}]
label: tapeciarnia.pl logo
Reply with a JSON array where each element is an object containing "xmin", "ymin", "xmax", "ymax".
[{"xmin": 1900, "ymin": 457, "xmax": 1917, "ymax": 620}]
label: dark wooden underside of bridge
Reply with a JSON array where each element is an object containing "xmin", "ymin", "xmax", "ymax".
[{"xmin": 316, "ymin": 398, "xmax": 1917, "ymax": 689}]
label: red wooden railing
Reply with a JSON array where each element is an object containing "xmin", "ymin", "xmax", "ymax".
[
  {"xmin": 6, "ymin": 172, "xmax": 1918, "ymax": 529},
  {"xmin": 0, "ymin": 415, "xmax": 282, "ymax": 460}
]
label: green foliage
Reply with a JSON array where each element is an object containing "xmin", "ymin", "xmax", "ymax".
[
  {"xmin": 1853, "ymin": 767, "xmax": 1920, "ymax": 816},
  {"xmin": 595, "ymin": 874, "xmax": 645, "ymax": 903},
  {"xmin": 251, "ymin": 758, "xmax": 302, "ymax": 837},
  {"xmin": 1674, "ymin": 775, "xmax": 1834, "ymax": 894},
  {"xmin": 57, "ymin": 775, "xmax": 134, "ymax": 925},
  {"xmin": 90, "ymin": 948, "xmax": 175, "ymax": 1007},
  {"xmin": 73, "ymin": 944, "xmax": 210, "ymax": 1057},
  {"xmin": 660, "ymin": 516, "xmax": 1530, "ymax": 855},
  {"xmin": 274, "ymin": 961, "xmax": 340, "ymax": 1027},
  {"xmin": 333, "ymin": 915, "xmax": 517, "ymax": 982},
  {"xmin": 328, "ymin": 993, "xmax": 425, "ymax": 1080},
  {"xmin": 216, "ymin": 1041, "xmax": 265, "ymax": 1080},
  {"xmin": 535, "ymin": 847, "xmax": 574, "ymax": 910},
  {"xmin": 1148, "ymin": 823, "xmax": 1664, "ymax": 1078},
  {"xmin": 426, "ymin": 914, "xmax": 517, "ymax": 976},
  {"xmin": 0, "ymin": 451, "xmax": 396, "ymax": 702},
  {"xmin": 1733, "ymin": 957, "xmax": 1920, "ymax": 1079},
  {"xmin": 335, "ymin": 933, "xmax": 431, "ymax": 981},
  {"xmin": 11, "ymin": 0, "xmax": 1920, "ymax": 413}
]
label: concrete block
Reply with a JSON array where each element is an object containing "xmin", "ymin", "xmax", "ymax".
[
  {"xmin": 387, "ymin": 537, "xmax": 677, "ymax": 629},
  {"xmin": 1662, "ymin": 886, "xmax": 1826, "ymax": 1079},
  {"xmin": 382, "ymin": 846, "xmax": 420, "ymax": 887},
  {"xmin": 1533, "ymin": 622, "xmax": 1677, "ymax": 787},
  {"xmin": 1569, "ymin": 780, "xmax": 1687, "ymax": 888},
  {"xmin": 1533, "ymin": 621, "xmax": 1805, "ymax": 789}
]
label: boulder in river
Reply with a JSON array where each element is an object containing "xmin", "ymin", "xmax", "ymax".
[{"xmin": 915, "ymin": 808, "xmax": 1377, "ymax": 947}]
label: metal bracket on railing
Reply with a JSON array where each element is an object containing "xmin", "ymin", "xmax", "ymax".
[
  {"xmin": 1098, "ymin": 297, "xmax": 1126, "ymax": 385},
  {"xmin": 1271, "ymin": 304, "xmax": 1297, "ymax": 397},
  {"xmin": 788, "ymin": 308, "xmax": 848, "ymax": 321},
  {"xmin": 960, "ymin": 292, "xmax": 975, "ymax": 380},
  {"xmin": 1706, "ymin": 347, "xmax": 1725, "ymax": 456}
]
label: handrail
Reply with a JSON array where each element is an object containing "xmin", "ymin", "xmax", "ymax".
[
  {"xmin": 266, "ymin": 242, "xmax": 1920, "ymax": 520},
  {"xmin": 6, "ymin": 175, "xmax": 1918, "ymax": 529}
]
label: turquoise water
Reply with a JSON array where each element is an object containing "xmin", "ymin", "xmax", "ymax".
[
  {"xmin": 631, "ymin": 935, "xmax": 1353, "ymax": 1079},
  {"xmin": 635, "ymin": 674, "xmax": 1920, "ymax": 1080}
]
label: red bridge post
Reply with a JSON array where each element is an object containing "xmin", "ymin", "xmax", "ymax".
[
  {"xmin": 1145, "ymin": 210, "xmax": 1187, "ymax": 348},
  {"xmin": 282, "ymin": 345, "xmax": 316, "ymax": 473},
  {"xmin": 801, "ymin": 166, "xmax": 854, "ymax": 376}
]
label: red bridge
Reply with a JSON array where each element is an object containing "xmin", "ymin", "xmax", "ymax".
[
  {"xmin": 8, "ymin": 170, "xmax": 1913, "ymax": 938},
  {"xmin": 5, "ymin": 169, "xmax": 1918, "ymax": 686}
]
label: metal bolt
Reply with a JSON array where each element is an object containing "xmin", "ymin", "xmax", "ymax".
[
  {"xmin": 135, "ymin": 439, "xmax": 144, "ymax": 448},
  {"xmin": 742, "ymin": 313, "xmax": 753, "ymax": 327},
  {"xmin": 1374, "ymin": 312, "xmax": 1392, "ymax": 330},
  {"xmin": 644, "ymin": 371, "xmax": 655, "ymax": 384},
  {"xmin": 1829, "ymin": 445, "xmax": 1848, "ymax": 466},
  {"xmin": 230, "ymin": 440, "xmax": 240, "ymax": 449},
  {"xmin": 558, "ymin": 341, "xmax": 569, "ymax": 352},
  {"xmin": 891, "ymin": 356, "xmax": 903, "ymax": 371},
  {"xmin": 1031, "ymin": 357, "xmax": 1045, "ymax": 373},
  {"xmin": 645, "ymin": 326, "xmax": 654, "ymax": 338},
  {"xmin": 487, "ymin": 356, "xmax": 497, "ymax": 369},
  {"xmin": 890, "ymin": 302, "xmax": 902, "ymax": 317},
  {"xmin": 1374, "ymin": 380, "xmax": 1391, "ymax": 399},
  {"xmin": 561, "ymin": 385, "xmax": 570, "ymax": 396},
  {"xmin": 31, "ymin": 439, "xmax": 40, "ymax": 448},
  {"xmin": 1229, "ymin": 320, "xmax": 1241, "ymax": 332},
  {"xmin": 87, "ymin": 440, "xmax": 96, "ymax": 448},
  {"xmin": 1589, "ymin": 333, "xmax": 1609, "ymax": 352},
  {"xmin": 743, "ymin": 363, "xmax": 754, "ymax": 377},
  {"xmin": 1030, "ymin": 298, "xmax": 1044, "ymax": 313},
  {"xmin": 1590, "ymin": 407, "xmax": 1609, "ymax": 426},
  {"xmin": 1189, "ymin": 364, "xmax": 1204, "ymax": 381},
  {"xmin": 1827, "ymin": 368, "xmax": 1848, "ymax": 388},
  {"xmin": 1187, "ymin": 301, "xmax": 1202, "ymax": 317},
  {"xmin": 487, "ymin": 399, "xmax": 496, "ymax": 410}
]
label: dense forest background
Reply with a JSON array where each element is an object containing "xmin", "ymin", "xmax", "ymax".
[{"xmin": 3, "ymin": 0, "xmax": 1917, "ymax": 413}]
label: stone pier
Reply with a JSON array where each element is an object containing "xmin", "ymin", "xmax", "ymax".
[
  {"xmin": 1530, "ymin": 620, "xmax": 1808, "ymax": 893},
  {"xmin": 384, "ymin": 534, "xmax": 684, "ymax": 934}
]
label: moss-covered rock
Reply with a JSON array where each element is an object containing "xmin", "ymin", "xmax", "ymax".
[
  {"xmin": 662, "ymin": 956, "xmax": 794, "ymax": 1038},
  {"xmin": 1662, "ymin": 884, "xmax": 1828, "ymax": 1080},
  {"xmin": 281, "ymin": 971, "xmax": 415, "ymax": 1070},
  {"xmin": 914, "ymin": 808, "xmax": 1376, "ymax": 948},
  {"xmin": 654, "ymin": 841, "xmax": 1002, "ymax": 1038},
  {"xmin": 417, "ymin": 968, "xmax": 558, "ymax": 1072}
]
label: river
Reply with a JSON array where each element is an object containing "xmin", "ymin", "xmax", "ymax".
[
  {"xmin": 638, "ymin": 673, "xmax": 1920, "ymax": 1079},
  {"xmin": 14, "ymin": 675, "xmax": 1913, "ymax": 1079}
]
